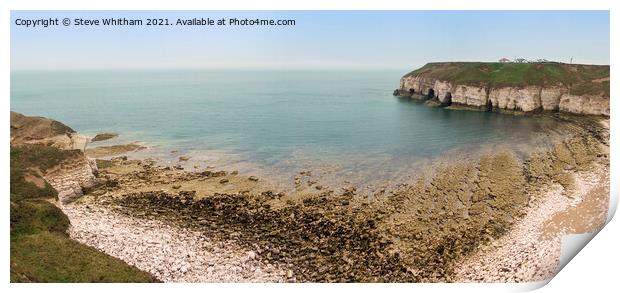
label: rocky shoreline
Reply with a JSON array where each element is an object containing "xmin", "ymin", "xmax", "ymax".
[
  {"xmin": 66, "ymin": 159, "xmax": 415, "ymax": 282},
  {"xmin": 14, "ymin": 111, "xmax": 611, "ymax": 283},
  {"xmin": 454, "ymin": 166, "xmax": 609, "ymax": 282},
  {"xmin": 64, "ymin": 203, "xmax": 287, "ymax": 282}
]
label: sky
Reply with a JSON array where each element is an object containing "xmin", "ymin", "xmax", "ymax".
[{"xmin": 10, "ymin": 10, "xmax": 610, "ymax": 71}]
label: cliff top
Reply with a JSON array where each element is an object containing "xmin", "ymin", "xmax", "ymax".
[
  {"xmin": 10, "ymin": 111, "xmax": 75, "ymax": 144},
  {"xmin": 404, "ymin": 62, "xmax": 609, "ymax": 96}
]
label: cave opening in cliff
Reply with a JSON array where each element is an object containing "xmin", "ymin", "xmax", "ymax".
[
  {"xmin": 486, "ymin": 99, "xmax": 493, "ymax": 112},
  {"xmin": 442, "ymin": 92, "xmax": 452, "ymax": 107},
  {"xmin": 427, "ymin": 88, "xmax": 435, "ymax": 99}
]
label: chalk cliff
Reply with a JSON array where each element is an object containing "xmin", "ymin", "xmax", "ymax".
[
  {"xmin": 397, "ymin": 62, "xmax": 609, "ymax": 116},
  {"xmin": 10, "ymin": 111, "xmax": 98, "ymax": 203}
]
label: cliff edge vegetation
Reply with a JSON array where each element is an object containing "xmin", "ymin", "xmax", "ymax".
[{"xmin": 405, "ymin": 62, "xmax": 609, "ymax": 96}]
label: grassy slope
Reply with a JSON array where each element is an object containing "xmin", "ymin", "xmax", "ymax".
[
  {"xmin": 405, "ymin": 62, "xmax": 609, "ymax": 96},
  {"xmin": 10, "ymin": 144, "xmax": 157, "ymax": 282}
]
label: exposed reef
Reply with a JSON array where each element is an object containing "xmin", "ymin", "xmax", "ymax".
[
  {"xmin": 85, "ymin": 143, "xmax": 146, "ymax": 158},
  {"xmin": 91, "ymin": 132, "xmax": 119, "ymax": 142}
]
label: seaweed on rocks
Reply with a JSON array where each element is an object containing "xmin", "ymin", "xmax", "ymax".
[
  {"xmin": 87, "ymin": 113, "xmax": 608, "ymax": 283},
  {"xmin": 111, "ymin": 191, "xmax": 416, "ymax": 282}
]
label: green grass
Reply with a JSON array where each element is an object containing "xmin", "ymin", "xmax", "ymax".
[
  {"xmin": 11, "ymin": 232, "xmax": 156, "ymax": 282},
  {"xmin": 11, "ymin": 144, "xmax": 81, "ymax": 171},
  {"xmin": 10, "ymin": 145, "xmax": 157, "ymax": 283},
  {"xmin": 10, "ymin": 200, "xmax": 70, "ymax": 236},
  {"xmin": 10, "ymin": 170, "xmax": 57, "ymax": 202},
  {"xmin": 405, "ymin": 62, "xmax": 609, "ymax": 96},
  {"xmin": 10, "ymin": 145, "xmax": 68, "ymax": 202}
]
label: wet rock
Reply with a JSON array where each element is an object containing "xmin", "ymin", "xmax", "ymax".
[
  {"xmin": 91, "ymin": 132, "xmax": 119, "ymax": 142},
  {"xmin": 211, "ymin": 171, "xmax": 227, "ymax": 177}
]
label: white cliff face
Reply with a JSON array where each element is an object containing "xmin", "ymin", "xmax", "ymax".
[
  {"xmin": 45, "ymin": 155, "xmax": 99, "ymax": 204},
  {"xmin": 488, "ymin": 86, "xmax": 541, "ymax": 112},
  {"xmin": 433, "ymin": 80, "xmax": 452, "ymax": 103},
  {"xmin": 452, "ymin": 85, "xmax": 488, "ymax": 108},
  {"xmin": 559, "ymin": 94, "xmax": 610, "ymax": 116},
  {"xmin": 37, "ymin": 133, "xmax": 90, "ymax": 151},
  {"xmin": 400, "ymin": 76, "xmax": 609, "ymax": 116},
  {"xmin": 402, "ymin": 76, "xmax": 435, "ymax": 96},
  {"xmin": 540, "ymin": 87, "xmax": 566, "ymax": 111},
  {"xmin": 69, "ymin": 133, "xmax": 90, "ymax": 151}
]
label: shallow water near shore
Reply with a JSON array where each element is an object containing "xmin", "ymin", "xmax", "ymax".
[{"xmin": 11, "ymin": 70, "xmax": 566, "ymax": 189}]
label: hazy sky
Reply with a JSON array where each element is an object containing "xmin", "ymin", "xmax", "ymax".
[{"xmin": 11, "ymin": 11, "xmax": 610, "ymax": 71}]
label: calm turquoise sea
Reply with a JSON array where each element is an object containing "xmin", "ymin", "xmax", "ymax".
[{"xmin": 11, "ymin": 70, "xmax": 563, "ymax": 188}]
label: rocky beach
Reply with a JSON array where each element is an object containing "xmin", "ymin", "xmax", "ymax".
[{"xmin": 9, "ymin": 103, "xmax": 611, "ymax": 282}]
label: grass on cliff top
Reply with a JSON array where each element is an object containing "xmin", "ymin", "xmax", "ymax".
[
  {"xmin": 10, "ymin": 145, "xmax": 157, "ymax": 283},
  {"xmin": 11, "ymin": 231, "xmax": 157, "ymax": 282},
  {"xmin": 405, "ymin": 62, "xmax": 609, "ymax": 96}
]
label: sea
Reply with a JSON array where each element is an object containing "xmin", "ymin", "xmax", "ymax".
[{"xmin": 11, "ymin": 70, "xmax": 565, "ymax": 191}]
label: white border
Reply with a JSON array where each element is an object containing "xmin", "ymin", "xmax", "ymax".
[{"xmin": 2, "ymin": 1, "xmax": 617, "ymax": 293}]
